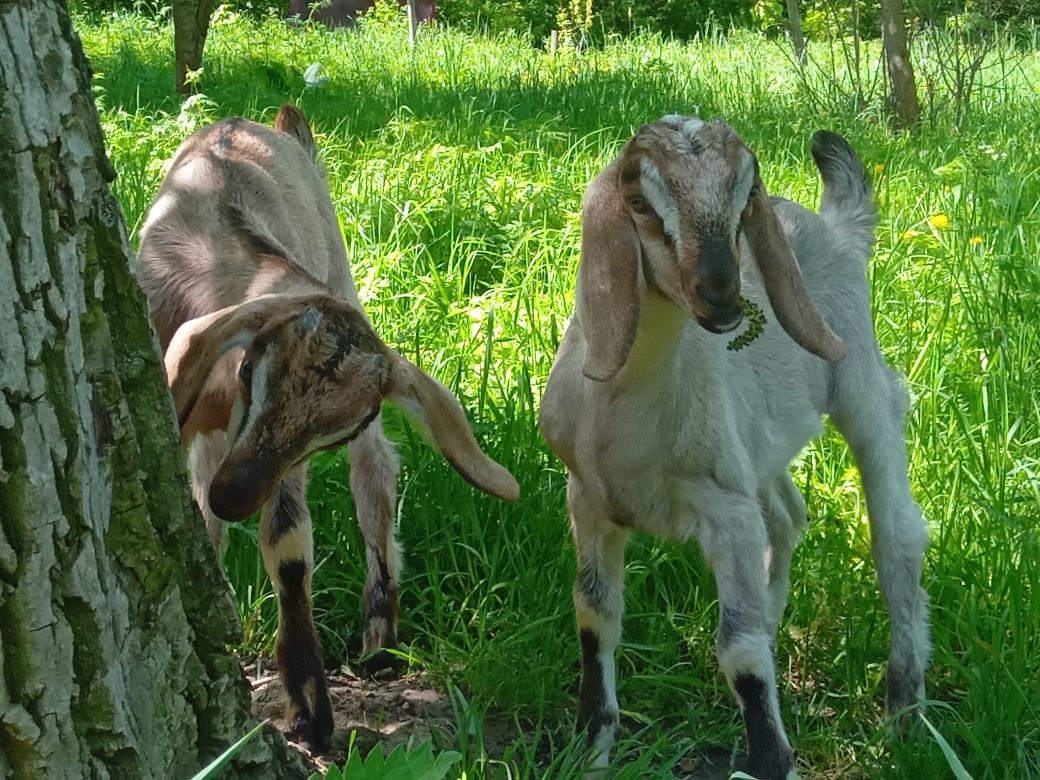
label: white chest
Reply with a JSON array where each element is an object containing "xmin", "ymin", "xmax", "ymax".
[
  {"xmin": 593, "ymin": 380, "xmax": 737, "ymax": 540},
  {"xmin": 588, "ymin": 360, "xmax": 823, "ymax": 541}
]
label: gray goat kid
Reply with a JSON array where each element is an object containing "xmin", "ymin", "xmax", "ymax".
[
  {"xmin": 138, "ymin": 105, "xmax": 519, "ymax": 753},
  {"xmin": 539, "ymin": 116, "xmax": 930, "ymax": 779}
]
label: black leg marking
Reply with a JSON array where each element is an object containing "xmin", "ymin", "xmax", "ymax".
[
  {"xmin": 266, "ymin": 478, "xmax": 306, "ymax": 544},
  {"xmin": 359, "ymin": 547, "xmax": 401, "ymax": 678},
  {"xmin": 577, "ymin": 629, "xmax": 615, "ymax": 743},
  {"xmin": 734, "ymin": 674, "xmax": 794, "ymax": 780},
  {"xmin": 277, "ymin": 559, "xmax": 333, "ymax": 753},
  {"xmin": 576, "ymin": 559, "xmax": 609, "ymax": 612}
]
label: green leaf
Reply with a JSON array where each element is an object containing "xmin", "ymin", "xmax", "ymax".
[
  {"xmin": 323, "ymin": 738, "xmax": 461, "ymax": 780},
  {"xmin": 920, "ymin": 713, "xmax": 975, "ymax": 780},
  {"xmin": 189, "ymin": 720, "xmax": 268, "ymax": 780}
]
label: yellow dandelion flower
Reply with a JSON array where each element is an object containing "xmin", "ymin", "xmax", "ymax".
[
  {"xmin": 969, "ymin": 235, "xmax": 983, "ymax": 246},
  {"xmin": 901, "ymin": 229, "xmax": 922, "ymax": 240},
  {"xmin": 873, "ymin": 163, "xmax": 885, "ymax": 175},
  {"xmin": 927, "ymin": 213, "xmax": 951, "ymax": 230}
]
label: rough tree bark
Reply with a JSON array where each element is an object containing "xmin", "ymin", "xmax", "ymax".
[
  {"xmin": 880, "ymin": 0, "xmax": 921, "ymax": 127},
  {"xmin": 785, "ymin": 0, "xmax": 807, "ymax": 66},
  {"xmin": 0, "ymin": 2, "xmax": 308, "ymax": 777},
  {"xmin": 173, "ymin": 0, "xmax": 215, "ymax": 93}
]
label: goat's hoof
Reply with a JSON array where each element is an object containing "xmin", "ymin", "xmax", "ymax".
[
  {"xmin": 886, "ymin": 666, "xmax": 926, "ymax": 735},
  {"xmin": 886, "ymin": 703, "xmax": 925, "ymax": 738},
  {"xmin": 358, "ymin": 647, "xmax": 404, "ymax": 680},
  {"xmin": 744, "ymin": 746, "xmax": 797, "ymax": 780},
  {"xmin": 290, "ymin": 709, "xmax": 333, "ymax": 755}
]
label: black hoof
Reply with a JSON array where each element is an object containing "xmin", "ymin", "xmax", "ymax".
[
  {"xmin": 744, "ymin": 753, "xmax": 796, "ymax": 780},
  {"xmin": 289, "ymin": 709, "xmax": 333, "ymax": 755},
  {"xmin": 358, "ymin": 647, "xmax": 405, "ymax": 680}
]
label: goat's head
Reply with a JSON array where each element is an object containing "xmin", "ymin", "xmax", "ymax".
[
  {"xmin": 165, "ymin": 294, "xmax": 519, "ymax": 520},
  {"xmin": 578, "ymin": 115, "xmax": 846, "ymax": 381}
]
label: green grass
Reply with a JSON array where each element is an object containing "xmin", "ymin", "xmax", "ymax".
[{"xmin": 78, "ymin": 8, "xmax": 1040, "ymax": 778}]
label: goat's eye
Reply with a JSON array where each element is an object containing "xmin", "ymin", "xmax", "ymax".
[
  {"xmin": 239, "ymin": 359, "xmax": 253, "ymax": 386},
  {"xmin": 628, "ymin": 195, "xmax": 652, "ymax": 216}
]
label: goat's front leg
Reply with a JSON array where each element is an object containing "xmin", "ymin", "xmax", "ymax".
[
  {"xmin": 697, "ymin": 484, "xmax": 796, "ymax": 780},
  {"xmin": 348, "ymin": 422, "xmax": 402, "ymax": 676},
  {"xmin": 260, "ymin": 466, "xmax": 333, "ymax": 753},
  {"xmin": 569, "ymin": 480, "xmax": 629, "ymax": 772}
]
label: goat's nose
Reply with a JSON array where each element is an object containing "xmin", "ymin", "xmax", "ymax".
[
  {"xmin": 209, "ymin": 461, "xmax": 274, "ymax": 521},
  {"xmin": 696, "ymin": 282, "xmax": 734, "ymax": 310},
  {"xmin": 696, "ymin": 281, "xmax": 740, "ymax": 318}
]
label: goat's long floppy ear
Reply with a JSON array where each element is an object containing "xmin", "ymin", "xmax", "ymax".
[
  {"xmin": 385, "ymin": 353, "xmax": 520, "ymax": 502},
  {"xmin": 164, "ymin": 298, "xmax": 279, "ymax": 443},
  {"xmin": 577, "ymin": 162, "xmax": 643, "ymax": 381},
  {"xmin": 743, "ymin": 179, "xmax": 847, "ymax": 363}
]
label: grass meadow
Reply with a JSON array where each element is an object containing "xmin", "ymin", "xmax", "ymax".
[{"xmin": 78, "ymin": 8, "xmax": 1039, "ymax": 778}]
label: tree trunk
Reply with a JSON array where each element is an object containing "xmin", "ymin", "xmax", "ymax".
[
  {"xmin": 786, "ymin": 0, "xmax": 807, "ymax": 66},
  {"xmin": 880, "ymin": 0, "xmax": 921, "ymax": 127},
  {"xmin": 407, "ymin": 0, "xmax": 418, "ymax": 47},
  {"xmin": 173, "ymin": 0, "xmax": 215, "ymax": 93},
  {"xmin": 0, "ymin": 2, "xmax": 308, "ymax": 777}
]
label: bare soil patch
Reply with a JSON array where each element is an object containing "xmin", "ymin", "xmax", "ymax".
[
  {"xmin": 247, "ymin": 659, "xmax": 515, "ymax": 774},
  {"xmin": 250, "ymin": 663, "xmax": 452, "ymax": 770}
]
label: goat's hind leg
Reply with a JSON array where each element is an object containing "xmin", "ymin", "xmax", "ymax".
[
  {"xmin": 348, "ymin": 422, "xmax": 403, "ymax": 676},
  {"xmin": 261, "ymin": 466, "xmax": 334, "ymax": 753},
  {"xmin": 832, "ymin": 366, "xmax": 931, "ymax": 721},
  {"xmin": 569, "ymin": 480, "xmax": 628, "ymax": 772}
]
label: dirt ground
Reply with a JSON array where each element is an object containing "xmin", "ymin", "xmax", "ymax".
[
  {"xmin": 248, "ymin": 660, "xmax": 463, "ymax": 772},
  {"xmin": 247, "ymin": 659, "xmax": 754, "ymax": 779}
]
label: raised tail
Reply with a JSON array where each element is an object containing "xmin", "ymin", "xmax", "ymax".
[
  {"xmin": 274, "ymin": 103, "xmax": 317, "ymax": 162},
  {"xmin": 811, "ymin": 130, "xmax": 877, "ymax": 256}
]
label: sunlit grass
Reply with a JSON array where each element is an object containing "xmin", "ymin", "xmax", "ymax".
[{"xmin": 79, "ymin": 9, "xmax": 1040, "ymax": 778}]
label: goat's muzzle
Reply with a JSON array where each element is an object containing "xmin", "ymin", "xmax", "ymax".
[
  {"xmin": 696, "ymin": 309, "xmax": 743, "ymax": 334},
  {"xmin": 695, "ymin": 282, "xmax": 744, "ymax": 333},
  {"xmin": 209, "ymin": 458, "xmax": 277, "ymax": 521},
  {"xmin": 689, "ymin": 235, "xmax": 743, "ymax": 334}
]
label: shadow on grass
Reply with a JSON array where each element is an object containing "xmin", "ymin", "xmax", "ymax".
[{"xmin": 87, "ymin": 25, "xmax": 815, "ymax": 151}]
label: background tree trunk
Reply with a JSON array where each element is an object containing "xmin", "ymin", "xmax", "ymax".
[
  {"xmin": 786, "ymin": 0, "xmax": 807, "ymax": 66},
  {"xmin": 880, "ymin": 0, "xmax": 921, "ymax": 126},
  {"xmin": 0, "ymin": 2, "xmax": 308, "ymax": 777},
  {"xmin": 173, "ymin": 0, "xmax": 215, "ymax": 93}
]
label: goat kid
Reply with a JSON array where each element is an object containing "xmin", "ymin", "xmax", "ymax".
[
  {"xmin": 138, "ymin": 105, "xmax": 519, "ymax": 752},
  {"xmin": 539, "ymin": 117, "xmax": 930, "ymax": 779}
]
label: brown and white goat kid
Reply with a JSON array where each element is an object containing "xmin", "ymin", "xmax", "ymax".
[
  {"xmin": 138, "ymin": 105, "xmax": 519, "ymax": 752},
  {"xmin": 539, "ymin": 117, "xmax": 930, "ymax": 779}
]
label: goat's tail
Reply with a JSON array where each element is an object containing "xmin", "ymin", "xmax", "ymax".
[
  {"xmin": 274, "ymin": 103, "xmax": 317, "ymax": 162},
  {"xmin": 811, "ymin": 130, "xmax": 877, "ymax": 256}
]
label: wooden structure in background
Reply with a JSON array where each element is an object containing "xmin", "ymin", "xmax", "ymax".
[{"xmin": 288, "ymin": 0, "xmax": 436, "ymax": 28}]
